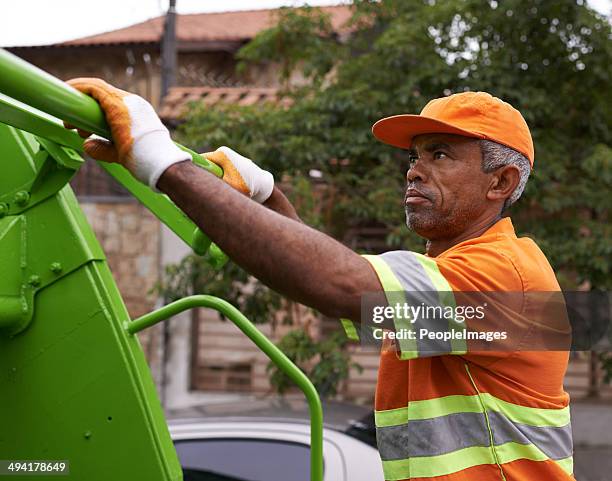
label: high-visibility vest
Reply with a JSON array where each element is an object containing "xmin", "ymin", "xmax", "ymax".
[{"xmin": 343, "ymin": 218, "xmax": 573, "ymax": 481}]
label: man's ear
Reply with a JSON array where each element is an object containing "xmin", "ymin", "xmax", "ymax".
[{"xmin": 486, "ymin": 165, "xmax": 521, "ymax": 203}]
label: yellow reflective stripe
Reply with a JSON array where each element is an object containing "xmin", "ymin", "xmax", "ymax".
[
  {"xmin": 362, "ymin": 254, "xmax": 404, "ymax": 292},
  {"xmin": 375, "ymin": 393, "xmax": 570, "ymax": 428},
  {"xmin": 375, "ymin": 395, "xmax": 483, "ymax": 427},
  {"xmin": 413, "ymin": 253, "xmax": 467, "ymax": 356},
  {"xmin": 496, "ymin": 441, "xmax": 549, "ymax": 464},
  {"xmin": 363, "ymin": 255, "xmax": 418, "ymax": 357},
  {"xmin": 381, "ymin": 445, "xmax": 495, "ymax": 480},
  {"xmin": 381, "ymin": 441, "xmax": 552, "ymax": 480},
  {"xmin": 340, "ymin": 318, "xmax": 359, "ymax": 341},
  {"xmin": 555, "ymin": 455, "xmax": 574, "ymax": 475},
  {"xmin": 411, "ymin": 253, "xmax": 451, "ymax": 292},
  {"xmin": 480, "ymin": 393, "xmax": 571, "ymax": 427}
]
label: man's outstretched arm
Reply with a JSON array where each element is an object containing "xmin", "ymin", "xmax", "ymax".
[
  {"xmin": 157, "ymin": 161, "xmax": 378, "ymax": 320},
  {"xmin": 63, "ymin": 78, "xmax": 381, "ymax": 320}
]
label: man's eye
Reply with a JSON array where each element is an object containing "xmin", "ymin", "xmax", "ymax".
[
  {"xmin": 408, "ymin": 155, "xmax": 418, "ymax": 164},
  {"xmin": 433, "ymin": 151, "xmax": 447, "ymax": 160}
]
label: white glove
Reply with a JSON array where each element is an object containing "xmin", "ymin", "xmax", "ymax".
[
  {"xmin": 66, "ymin": 78, "xmax": 190, "ymax": 190},
  {"xmin": 203, "ymin": 146, "xmax": 274, "ymax": 203}
]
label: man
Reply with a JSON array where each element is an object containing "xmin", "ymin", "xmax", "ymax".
[{"xmin": 66, "ymin": 79, "xmax": 574, "ymax": 481}]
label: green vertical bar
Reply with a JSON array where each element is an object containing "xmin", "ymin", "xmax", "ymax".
[{"xmin": 0, "ymin": 124, "xmax": 182, "ymax": 481}]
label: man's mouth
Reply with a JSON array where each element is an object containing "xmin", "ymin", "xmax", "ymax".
[{"xmin": 404, "ymin": 188, "xmax": 431, "ymax": 205}]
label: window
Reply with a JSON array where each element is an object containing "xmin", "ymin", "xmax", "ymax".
[{"xmin": 175, "ymin": 438, "xmax": 310, "ymax": 481}]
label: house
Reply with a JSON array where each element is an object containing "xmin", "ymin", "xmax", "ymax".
[
  {"xmin": 6, "ymin": 5, "xmax": 607, "ymax": 408},
  {"xmin": 5, "ymin": 6, "xmax": 376, "ymax": 409},
  {"xmin": 7, "ymin": 6, "xmax": 351, "ymax": 107},
  {"xmin": 6, "ymin": 5, "xmax": 351, "ymax": 196}
]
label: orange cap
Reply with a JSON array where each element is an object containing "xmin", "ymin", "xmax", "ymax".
[{"xmin": 372, "ymin": 91, "xmax": 534, "ymax": 166}]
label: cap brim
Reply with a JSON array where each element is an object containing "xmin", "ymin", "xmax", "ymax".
[{"xmin": 372, "ymin": 114, "xmax": 485, "ymax": 149}]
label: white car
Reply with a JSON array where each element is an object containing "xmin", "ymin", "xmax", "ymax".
[{"xmin": 167, "ymin": 398, "xmax": 385, "ymax": 481}]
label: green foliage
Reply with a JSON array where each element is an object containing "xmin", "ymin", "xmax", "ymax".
[
  {"xmin": 237, "ymin": 6, "xmax": 342, "ymax": 86},
  {"xmin": 155, "ymin": 254, "xmax": 285, "ymax": 325},
  {"xmin": 155, "ymin": 254, "xmax": 362, "ymax": 398},
  {"xmin": 168, "ymin": 0, "xmax": 611, "ymax": 394},
  {"xmin": 267, "ymin": 329, "xmax": 363, "ymax": 398}
]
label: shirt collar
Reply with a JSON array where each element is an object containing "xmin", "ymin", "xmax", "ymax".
[
  {"xmin": 432, "ymin": 217, "xmax": 516, "ymax": 257},
  {"xmin": 483, "ymin": 216, "xmax": 516, "ymax": 238}
]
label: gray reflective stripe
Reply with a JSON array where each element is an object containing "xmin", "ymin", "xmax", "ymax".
[
  {"xmin": 377, "ymin": 251, "xmax": 468, "ymax": 358},
  {"xmin": 407, "ymin": 290, "xmax": 453, "ymax": 355},
  {"xmin": 412, "ymin": 253, "xmax": 467, "ymax": 355},
  {"xmin": 379, "ymin": 251, "xmax": 436, "ymax": 292},
  {"xmin": 377, "ymin": 412, "xmax": 491, "ymax": 460},
  {"xmin": 377, "ymin": 411, "xmax": 573, "ymax": 462},
  {"xmin": 364, "ymin": 254, "xmax": 417, "ymax": 355},
  {"xmin": 488, "ymin": 410, "xmax": 573, "ymax": 460},
  {"xmin": 379, "ymin": 251, "xmax": 454, "ymax": 355}
]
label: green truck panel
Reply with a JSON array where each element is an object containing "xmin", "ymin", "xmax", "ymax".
[{"xmin": 0, "ymin": 48, "xmax": 323, "ymax": 481}]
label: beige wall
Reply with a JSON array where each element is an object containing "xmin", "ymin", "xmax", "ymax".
[
  {"xmin": 13, "ymin": 46, "xmax": 162, "ymax": 105},
  {"xmin": 192, "ymin": 309, "xmax": 378, "ymax": 403},
  {"xmin": 11, "ymin": 46, "xmax": 273, "ymax": 109}
]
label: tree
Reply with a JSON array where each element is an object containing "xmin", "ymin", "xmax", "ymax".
[{"xmin": 163, "ymin": 0, "xmax": 611, "ymax": 396}]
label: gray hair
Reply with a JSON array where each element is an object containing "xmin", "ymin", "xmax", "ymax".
[{"xmin": 480, "ymin": 140, "xmax": 531, "ymax": 211}]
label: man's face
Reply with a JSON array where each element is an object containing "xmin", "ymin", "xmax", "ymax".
[{"xmin": 404, "ymin": 133, "xmax": 492, "ymax": 240}]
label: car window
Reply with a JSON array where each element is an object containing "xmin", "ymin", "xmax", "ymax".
[{"xmin": 175, "ymin": 438, "xmax": 312, "ymax": 481}]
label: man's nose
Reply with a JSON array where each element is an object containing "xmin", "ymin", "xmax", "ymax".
[{"xmin": 406, "ymin": 159, "xmax": 428, "ymax": 183}]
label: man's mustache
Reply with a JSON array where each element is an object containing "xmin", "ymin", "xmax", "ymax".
[{"xmin": 405, "ymin": 184, "xmax": 434, "ymax": 203}]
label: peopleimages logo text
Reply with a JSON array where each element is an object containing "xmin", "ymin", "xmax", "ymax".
[{"xmin": 372, "ymin": 302, "xmax": 487, "ymax": 324}]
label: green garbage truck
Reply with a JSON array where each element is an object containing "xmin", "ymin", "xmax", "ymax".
[{"xmin": 0, "ymin": 49, "xmax": 323, "ymax": 481}]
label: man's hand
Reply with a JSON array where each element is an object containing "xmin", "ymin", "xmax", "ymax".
[
  {"xmin": 204, "ymin": 147, "xmax": 301, "ymax": 220},
  {"xmin": 204, "ymin": 146, "xmax": 274, "ymax": 204},
  {"xmin": 65, "ymin": 78, "xmax": 190, "ymax": 190}
]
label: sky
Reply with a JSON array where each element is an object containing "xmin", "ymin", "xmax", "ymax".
[
  {"xmin": 1, "ymin": 0, "xmax": 609, "ymax": 47},
  {"xmin": 0, "ymin": 0, "xmax": 348, "ymax": 47}
]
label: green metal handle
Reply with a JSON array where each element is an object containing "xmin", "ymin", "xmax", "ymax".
[
  {"xmin": 0, "ymin": 48, "xmax": 229, "ymax": 265},
  {"xmin": 0, "ymin": 50, "xmax": 106, "ymax": 136},
  {"xmin": 0, "ymin": 49, "xmax": 221, "ymax": 177},
  {"xmin": 127, "ymin": 295, "xmax": 324, "ymax": 481}
]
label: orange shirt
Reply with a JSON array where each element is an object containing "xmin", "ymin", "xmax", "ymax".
[{"xmin": 359, "ymin": 218, "xmax": 573, "ymax": 481}]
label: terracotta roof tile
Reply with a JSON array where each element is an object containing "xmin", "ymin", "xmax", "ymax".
[
  {"xmin": 159, "ymin": 86, "xmax": 289, "ymax": 121},
  {"xmin": 59, "ymin": 5, "xmax": 351, "ymax": 47}
]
